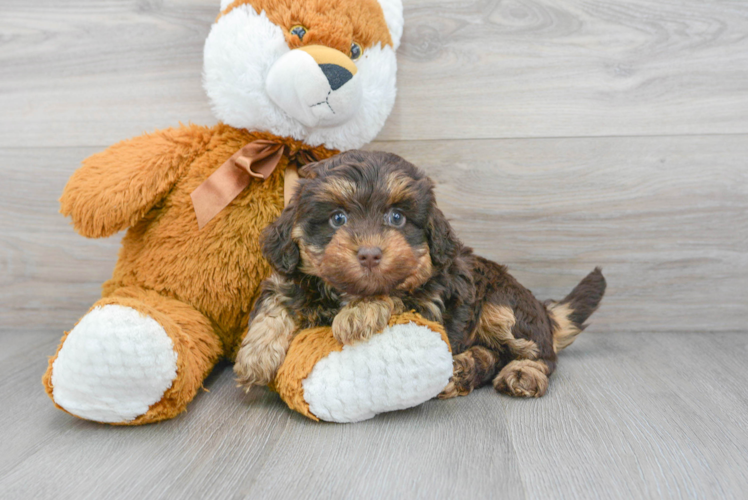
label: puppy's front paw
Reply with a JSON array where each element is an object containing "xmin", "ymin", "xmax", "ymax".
[
  {"xmin": 234, "ymin": 310, "xmax": 296, "ymax": 392},
  {"xmin": 234, "ymin": 343, "xmax": 287, "ymax": 392},
  {"xmin": 332, "ymin": 297, "xmax": 394, "ymax": 345}
]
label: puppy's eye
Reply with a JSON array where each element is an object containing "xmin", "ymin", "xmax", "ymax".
[
  {"xmin": 385, "ymin": 209, "xmax": 406, "ymax": 228},
  {"xmin": 330, "ymin": 211, "xmax": 348, "ymax": 228},
  {"xmin": 290, "ymin": 25, "xmax": 307, "ymax": 40},
  {"xmin": 350, "ymin": 42, "xmax": 362, "ymax": 60}
]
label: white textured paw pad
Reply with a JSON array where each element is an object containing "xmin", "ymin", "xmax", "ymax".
[
  {"xmin": 302, "ymin": 322, "xmax": 453, "ymax": 423},
  {"xmin": 51, "ymin": 305, "xmax": 178, "ymax": 423}
]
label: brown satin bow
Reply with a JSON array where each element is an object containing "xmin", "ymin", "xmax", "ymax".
[{"xmin": 190, "ymin": 140, "xmax": 286, "ymax": 229}]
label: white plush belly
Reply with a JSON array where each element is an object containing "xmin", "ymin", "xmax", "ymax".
[{"xmin": 302, "ymin": 321, "xmax": 453, "ymax": 423}]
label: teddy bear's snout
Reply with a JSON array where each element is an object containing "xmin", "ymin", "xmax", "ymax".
[
  {"xmin": 319, "ymin": 63, "xmax": 353, "ymax": 91},
  {"xmin": 265, "ymin": 45, "xmax": 363, "ymax": 129}
]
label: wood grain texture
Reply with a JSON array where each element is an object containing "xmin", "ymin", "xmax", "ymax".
[
  {"xmin": 2, "ymin": 0, "xmax": 748, "ymax": 147},
  {"xmin": 502, "ymin": 332, "xmax": 748, "ymax": 500},
  {"xmin": 3, "ymin": 136, "xmax": 745, "ymax": 333},
  {"xmin": 0, "ymin": 147, "xmax": 120, "ymax": 330},
  {"xmin": 2, "ymin": 332, "xmax": 748, "ymax": 499},
  {"xmin": 371, "ymin": 135, "xmax": 748, "ymax": 333},
  {"xmin": 2, "ymin": 0, "xmax": 747, "ymax": 498},
  {"xmin": 388, "ymin": 0, "xmax": 748, "ymax": 141}
]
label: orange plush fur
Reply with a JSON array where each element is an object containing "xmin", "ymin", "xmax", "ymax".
[
  {"xmin": 220, "ymin": 0, "xmax": 393, "ymax": 53},
  {"xmin": 45, "ymin": 0, "xmax": 400, "ymax": 425},
  {"xmin": 44, "ymin": 124, "xmax": 337, "ymax": 424}
]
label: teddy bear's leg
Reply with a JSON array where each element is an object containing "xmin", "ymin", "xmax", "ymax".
[
  {"xmin": 43, "ymin": 287, "xmax": 223, "ymax": 425},
  {"xmin": 274, "ymin": 313, "xmax": 454, "ymax": 423}
]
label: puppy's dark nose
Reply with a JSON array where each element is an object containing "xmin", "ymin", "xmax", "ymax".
[
  {"xmin": 319, "ymin": 64, "xmax": 353, "ymax": 91},
  {"xmin": 357, "ymin": 246, "xmax": 382, "ymax": 269}
]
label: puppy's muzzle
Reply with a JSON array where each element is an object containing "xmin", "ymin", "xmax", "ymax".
[
  {"xmin": 266, "ymin": 45, "xmax": 362, "ymax": 128},
  {"xmin": 357, "ymin": 246, "xmax": 383, "ymax": 270}
]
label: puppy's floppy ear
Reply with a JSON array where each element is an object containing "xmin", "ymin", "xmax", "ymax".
[
  {"xmin": 261, "ymin": 204, "xmax": 300, "ymax": 276},
  {"xmin": 298, "ymin": 160, "xmax": 325, "ymax": 179},
  {"xmin": 426, "ymin": 206, "xmax": 459, "ymax": 270},
  {"xmin": 299, "ymin": 150, "xmax": 353, "ymax": 179}
]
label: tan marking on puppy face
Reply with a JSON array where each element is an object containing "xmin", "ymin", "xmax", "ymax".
[
  {"xmin": 292, "ymin": 225, "xmax": 325, "ymax": 276},
  {"xmin": 221, "ymin": 0, "xmax": 393, "ymax": 53},
  {"xmin": 548, "ymin": 302, "xmax": 582, "ymax": 352},
  {"xmin": 317, "ymin": 229, "xmax": 420, "ymax": 296},
  {"xmin": 493, "ymin": 360, "xmax": 550, "ymax": 398},
  {"xmin": 475, "ymin": 304, "xmax": 539, "ymax": 360},
  {"xmin": 385, "ymin": 172, "xmax": 414, "ymax": 205},
  {"xmin": 316, "ymin": 229, "xmax": 361, "ymax": 287},
  {"xmin": 396, "ymin": 244, "xmax": 433, "ymax": 292},
  {"xmin": 364, "ymin": 231, "xmax": 419, "ymax": 282},
  {"xmin": 234, "ymin": 290, "xmax": 297, "ymax": 390},
  {"xmin": 315, "ymin": 177, "xmax": 358, "ymax": 205}
]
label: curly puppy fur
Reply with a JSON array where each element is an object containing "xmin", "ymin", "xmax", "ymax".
[{"xmin": 234, "ymin": 151, "xmax": 606, "ymax": 397}]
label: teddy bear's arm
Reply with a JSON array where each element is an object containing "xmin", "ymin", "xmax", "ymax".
[{"xmin": 60, "ymin": 125, "xmax": 214, "ymax": 238}]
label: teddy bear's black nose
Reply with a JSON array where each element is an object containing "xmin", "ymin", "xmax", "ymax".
[
  {"xmin": 357, "ymin": 246, "xmax": 382, "ymax": 269},
  {"xmin": 319, "ymin": 64, "xmax": 353, "ymax": 91}
]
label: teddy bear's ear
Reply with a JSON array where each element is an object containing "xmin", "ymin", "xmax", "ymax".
[{"xmin": 377, "ymin": 0, "xmax": 404, "ymax": 50}]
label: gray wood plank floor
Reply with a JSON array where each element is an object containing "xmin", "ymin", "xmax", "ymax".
[
  {"xmin": 2, "ymin": 0, "xmax": 747, "ymax": 498},
  {"xmin": 1, "ymin": 331, "xmax": 747, "ymax": 499}
]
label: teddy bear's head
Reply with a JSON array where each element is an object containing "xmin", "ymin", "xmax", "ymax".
[{"xmin": 204, "ymin": 0, "xmax": 403, "ymax": 151}]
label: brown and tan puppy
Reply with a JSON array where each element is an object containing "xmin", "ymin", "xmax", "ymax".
[{"xmin": 235, "ymin": 151, "xmax": 606, "ymax": 398}]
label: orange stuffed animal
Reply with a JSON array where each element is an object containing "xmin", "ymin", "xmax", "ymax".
[{"xmin": 43, "ymin": 0, "xmax": 453, "ymax": 425}]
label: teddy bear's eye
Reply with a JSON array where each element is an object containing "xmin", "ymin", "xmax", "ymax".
[
  {"xmin": 290, "ymin": 25, "xmax": 307, "ymax": 40},
  {"xmin": 350, "ymin": 42, "xmax": 362, "ymax": 60}
]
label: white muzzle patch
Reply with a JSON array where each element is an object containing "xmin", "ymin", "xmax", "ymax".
[{"xmin": 266, "ymin": 49, "xmax": 362, "ymax": 128}]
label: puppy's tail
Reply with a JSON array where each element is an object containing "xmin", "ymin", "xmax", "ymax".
[{"xmin": 546, "ymin": 268, "xmax": 606, "ymax": 352}]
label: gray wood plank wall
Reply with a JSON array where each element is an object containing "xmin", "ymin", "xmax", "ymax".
[
  {"xmin": 2, "ymin": 1, "xmax": 748, "ymax": 499},
  {"xmin": 1, "ymin": 0, "xmax": 746, "ymax": 334}
]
